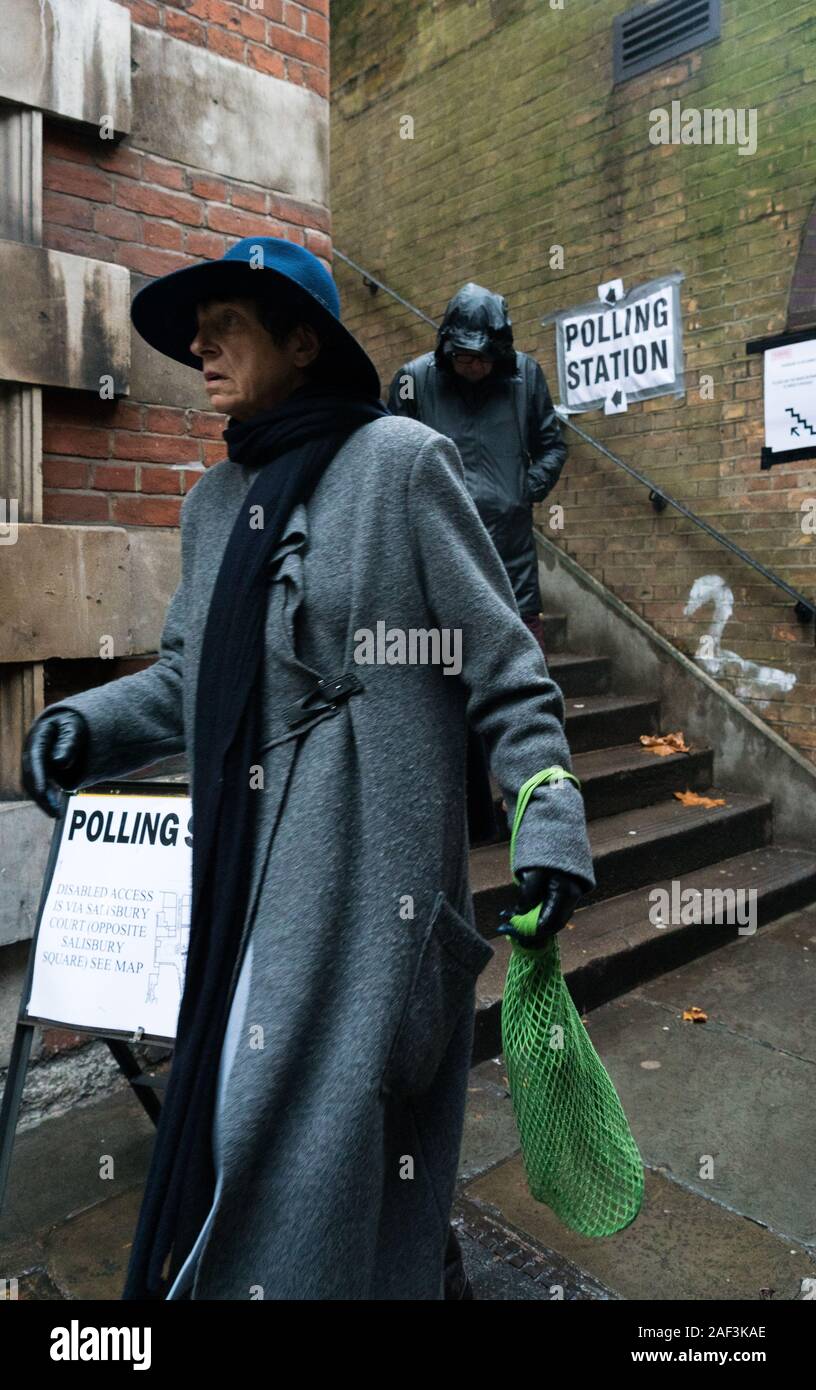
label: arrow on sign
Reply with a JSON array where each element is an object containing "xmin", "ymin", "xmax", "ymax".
[
  {"xmin": 597, "ymin": 277, "xmax": 625, "ymax": 306},
  {"xmin": 604, "ymin": 388, "xmax": 628, "ymax": 415}
]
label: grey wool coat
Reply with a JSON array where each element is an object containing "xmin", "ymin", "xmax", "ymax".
[{"xmin": 37, "ymin": 413, "xmax": 596, "ymax": 1300}]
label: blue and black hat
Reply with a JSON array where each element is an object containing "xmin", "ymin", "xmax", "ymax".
[{"xmin": 130, "ymin": 235, "xmax": 381, "ymax": 398}]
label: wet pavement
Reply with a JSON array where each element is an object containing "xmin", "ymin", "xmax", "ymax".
[
  {"xmin": 2, "ymin": 906, "xmax": 815, "ymax": 1300},
  {"xmin": 456, "ymin": 905, "xmax": 816, "ymax": 1301}
]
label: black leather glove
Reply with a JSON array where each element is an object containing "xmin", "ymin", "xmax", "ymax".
[
  {"xmin": 496, "ymin": 867, "xmax": 585, "ymax": 948},
  {"xmin": 529, "ymin": 477, "xmax": 556, "ymax": 504},
  {"xmin": 21, "ymin": 710, "xmax": 90, "ymax": 818}
]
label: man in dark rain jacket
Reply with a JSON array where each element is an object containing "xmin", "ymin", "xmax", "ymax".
[{"xmin": 387, "ymin": 283, "xmax": 567, "ymax": 652}]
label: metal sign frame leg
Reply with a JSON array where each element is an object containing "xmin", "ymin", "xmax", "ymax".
[
  {"xmin": 0, "ymin": 1023, "xmax": 164, "ymax": 1223},
  {"xmin": 0, "ymin": 1019, "xmax": 35, "ymax": 1222}
]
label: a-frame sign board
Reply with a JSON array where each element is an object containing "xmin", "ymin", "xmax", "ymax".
[{"xmin": 0, "ymin": 781, "xmax": 192, "ymax": 1219}]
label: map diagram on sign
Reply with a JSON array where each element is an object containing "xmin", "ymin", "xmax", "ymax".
[
  {"xmin": 146, "ymin": 889, "xmax": 191, "ymax": 1008},
  {"xmin": 785, "ymin": 407, "xmax": 816, "ymax": 439}
]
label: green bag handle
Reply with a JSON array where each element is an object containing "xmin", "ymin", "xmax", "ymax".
[{"xmin": 506, "ymin": 767, "xmax": 581, "ymax": 944}]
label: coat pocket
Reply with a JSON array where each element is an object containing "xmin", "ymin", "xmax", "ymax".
[{"xmin": 381, "ymin": 892, "xmax": 495, "ymax": 1100}]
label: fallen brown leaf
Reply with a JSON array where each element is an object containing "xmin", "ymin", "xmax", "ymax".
[
  {"xmin": 682, "ymin": 1006, "xmax": 708, "ymax": 1023},
  {"xmin": 640, "ymin": 731, "xmax": 690, "ymax": 757},
  {"xmin": 674, "ymin": 789, "xmax": 726, "ymax": 808}
]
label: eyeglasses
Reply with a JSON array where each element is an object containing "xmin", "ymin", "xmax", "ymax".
[{"xmin": 451, "ymin": 351, "xmax": 491, "ymax": 366}]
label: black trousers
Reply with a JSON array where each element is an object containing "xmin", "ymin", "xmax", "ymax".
[{"xmin": 443, "ymin": 1225, "xmax": 470, "ymax": 1299}]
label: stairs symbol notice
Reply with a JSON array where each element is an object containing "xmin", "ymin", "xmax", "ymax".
[{"xmin": 785, "ymin": 406, "xmax": 816, "ymax": 437}]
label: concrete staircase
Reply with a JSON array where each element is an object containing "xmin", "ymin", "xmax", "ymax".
[{"xmin": 470, "ymin": 611, "xmax": 816, "ymax": 1065}]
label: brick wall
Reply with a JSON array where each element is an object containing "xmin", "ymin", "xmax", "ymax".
[
  {"xmin": 9, "ymin": 0, "xmax": 331, "ymax": 1069},
  {"xmin": 330, "ymin": 0, "xmax": 816, "ymax": 760},
  {"xmin": 42, "ymin": 0, "xmax": 330, "ymax": 532},
  {"xmin": 126, "ymin": 0, "xmax": 329, "ymax": 84}
]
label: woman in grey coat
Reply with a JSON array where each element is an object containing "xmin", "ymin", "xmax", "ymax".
[{"xmin": 21, "ymin": 237, "xmax": 596, "ymax": 1301}]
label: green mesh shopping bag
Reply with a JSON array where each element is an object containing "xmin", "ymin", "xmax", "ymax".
[{"xmin": 500, "ymin": 767, "xmax": 645, "ymax": 1237}]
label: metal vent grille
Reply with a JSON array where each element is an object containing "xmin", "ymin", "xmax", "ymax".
[{"xmin": 614, "ymin": 0, "xmax": 721, "ymax": 83}]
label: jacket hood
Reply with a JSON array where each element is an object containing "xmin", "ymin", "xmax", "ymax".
[{"xmin": 435, "ymin": 283, "xmax": 516, "ymax": 376}]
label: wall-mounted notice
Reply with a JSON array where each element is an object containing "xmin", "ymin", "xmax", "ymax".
[
  {"xmin": 24, "ymin": 789, "xmax": 192, "ymax": 1044},
  {"xmin": 763, "ymin": 338, "xmax": 816, "ymax": 460},
  {"xmin": 549, "ymin": 273, "xmax": 685, "ymax": 414}
]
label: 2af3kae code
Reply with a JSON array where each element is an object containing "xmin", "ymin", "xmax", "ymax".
[{"xmin": 638, "ymin": 1327, "xmax": 766, "ymax": 1339}]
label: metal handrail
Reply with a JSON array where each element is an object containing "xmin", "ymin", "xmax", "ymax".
[
  {"xmin": 333, "ymin": 250, "xmax": 439, "ymax": 329},
  {"xmin": 555, "ymin": 409, "xmax": 815, "ymax": 629},
  {"xmin": 336, "ymin": 249, "xmax": 815, "ymax": 631}
]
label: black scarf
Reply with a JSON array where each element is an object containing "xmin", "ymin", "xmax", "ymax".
[{"xmin": 122, "ymin": 382, "xmax": 388, "ymax": 1299}]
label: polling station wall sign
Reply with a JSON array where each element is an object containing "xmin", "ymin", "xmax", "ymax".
[
  {"xmin": 550, "ymin": 274, "xmax": 685, "ymax": 414},
  {"xmin": 762, "ymin": 337, "xmax": 816, "ymax": 465},
  {"xmin": 23, "ymin": 788, "xmax": 192, "ymax": 1045}
]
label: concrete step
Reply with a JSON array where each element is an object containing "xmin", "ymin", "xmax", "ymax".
[
  {"xmin": 545, "ymin": 651, "xmax": 612, "ymax": 697},
  {"xmin": 538, "ymin": 612, "xmax": 568, "ymax": 652},
  {"xmin": 471, "ymin": 844, "xmax": 816, "ymax": 1063},
  {"xmin": 469, "ymin": 789, "xmax": 773, "ymax": 933},
  {"xmin": 563, "ymin": 693, "xmax": 661, "ymax": 752},
  {"xmin": 488, "ymin": 741, "xmax": 715, "ymax": 835},
  {"xmin": 573, "ymin": 740, "xmax": 715, "ymax": 820}
]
